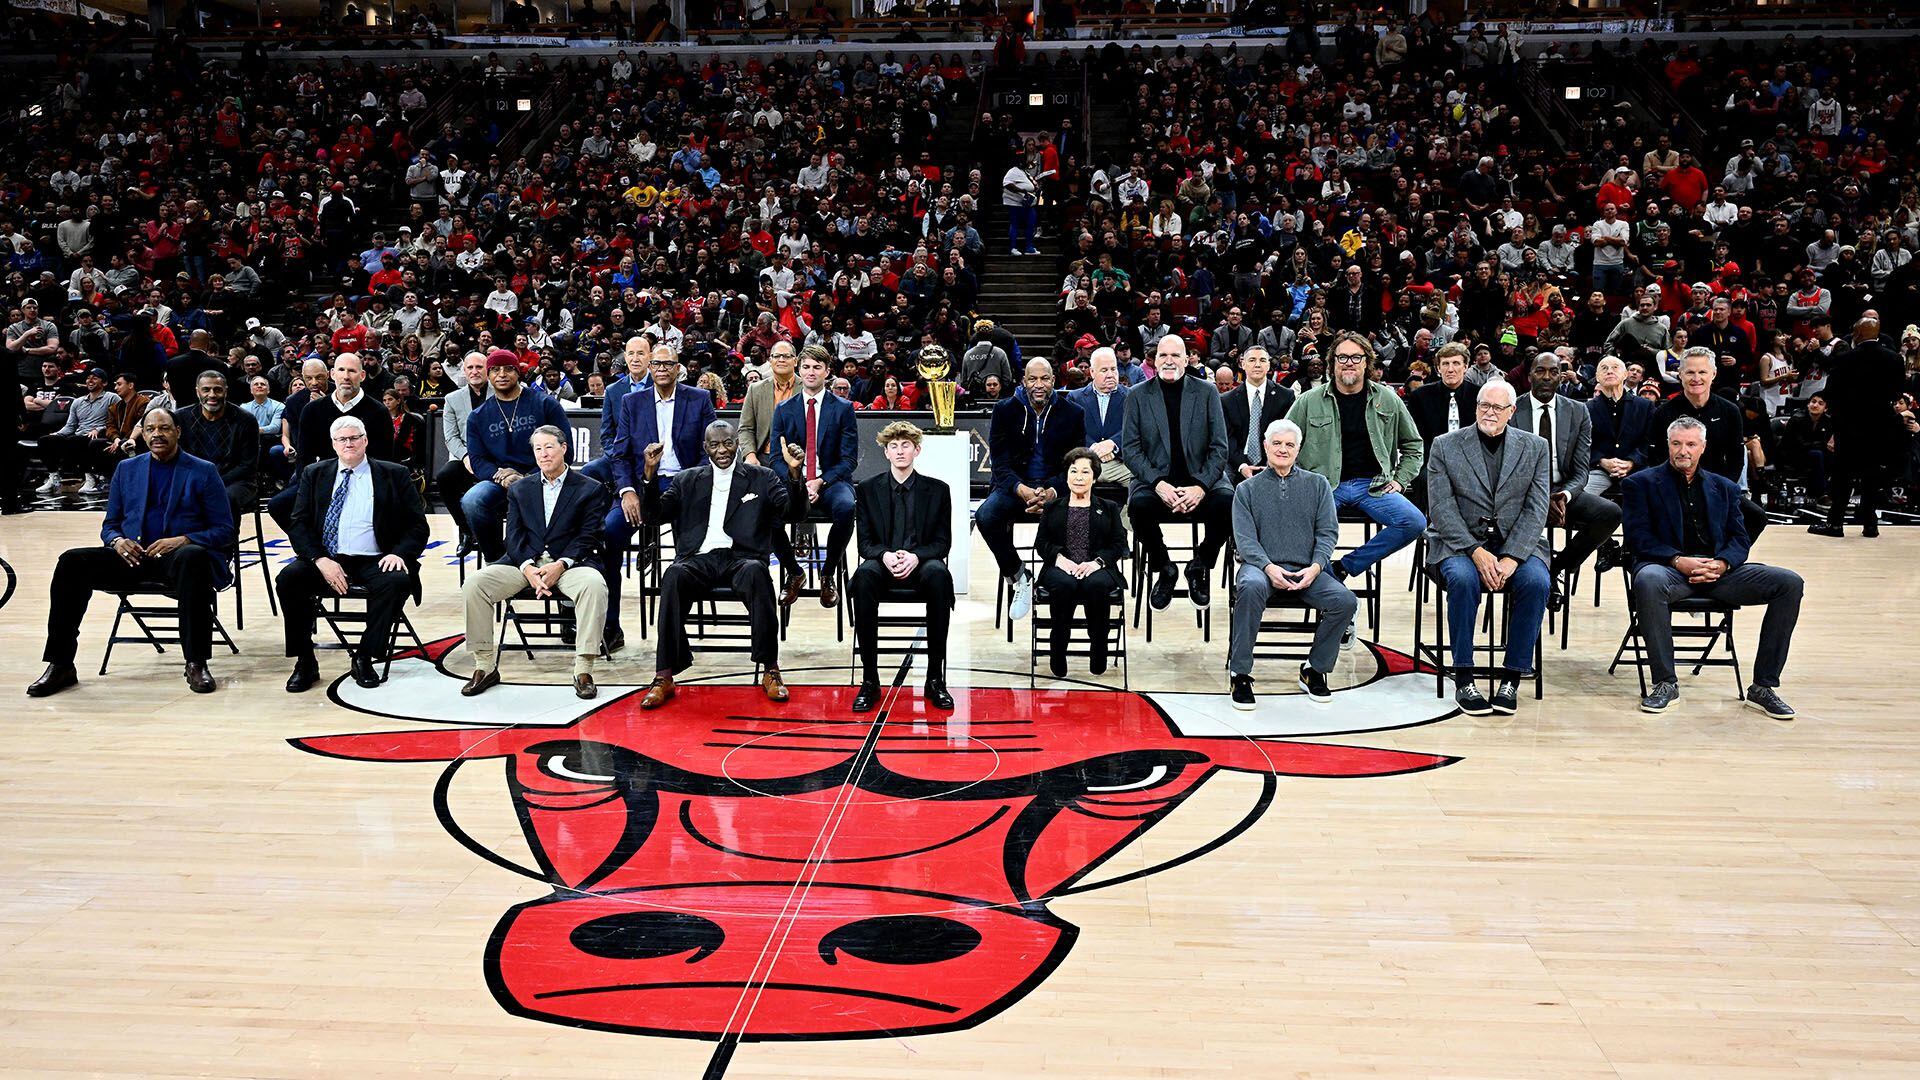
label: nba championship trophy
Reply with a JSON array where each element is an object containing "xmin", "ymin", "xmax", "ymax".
[{"xmin": 917, "ymin": 344, "xmax": 958, "ymax": 434}]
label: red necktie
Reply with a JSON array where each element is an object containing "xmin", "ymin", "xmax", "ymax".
[{"xmin": 805, "ymin": 397, "xmax": 819, "ymax": 482}]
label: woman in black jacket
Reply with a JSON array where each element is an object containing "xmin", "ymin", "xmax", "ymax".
[{"xmin": 1034, "ymin": 448, "xmax": 1129, "ymax": 677}]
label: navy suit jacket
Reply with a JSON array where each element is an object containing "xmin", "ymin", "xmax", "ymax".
[
  {"xmin": 989, "ymin": 390, "xmax": 1088, "ymax": 495},
  {"xmin": 610, "ymin": 383, "xmax": 716, "ymax": 494},
  {"xmin": 1587, "ymin": 391, "xmax": 1657, "ymax": 469},
  {"xmin": 102, "ymin": 451, "xmax": 237, "ymax": 589},
  {"xmin": 1068, "ymin": 383, "xmax": 1129, "ymax": 447},
  {"xmin": 498, "ymin": 468, "xmax": 613, "ymax": 573},
  {"xmin": 1621, "ymin": 464, "xmax": 1750, "ymax": 570},
  {"xmin": 771, "ymin": 390, "xmax": 858, "ymax": 488}
]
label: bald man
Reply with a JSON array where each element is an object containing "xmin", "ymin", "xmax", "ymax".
[{"xmin": 980, "ymin": 357, "xmax": 1088, "ymax": 619}]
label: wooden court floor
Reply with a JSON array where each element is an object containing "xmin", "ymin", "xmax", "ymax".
[{"xmin": 1, "ymin": 512, "xmax": 1917, "ymax": 1078}]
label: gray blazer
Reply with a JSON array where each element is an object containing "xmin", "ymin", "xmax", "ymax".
[
  {"xmin": 440, "ymin": 382, "xmax": 485, "ymax": 462},
  {"xmin": 1511, "ymin": 392, "xmax": 1591, "ymax": 498},
  {"xmin": 735, "ymin": 377, "xmax": 791, "ymax": 463},
  {"xmin": 1423, "ymin": 424, "xmax": 1553, "ymax": 566},
  {"xmin": 1119, "ymin": 374, "xmax": 1233, "ymax": 497}
]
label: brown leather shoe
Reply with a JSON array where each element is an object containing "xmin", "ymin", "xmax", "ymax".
[
  {"xmin": 183, "ymin": 662, "xmax": 216, "ymax": 694},
  {"xmin": 819, "ymin": 574, "xmax": 839, "ymax": 608},
  {"xmin": 461, "ymin": 668, "xmax": 501, "ymax": 697},
  {"xmin": 640, "ymin": 675, "xmax": 676, "ymax": 710},
  {"xmin": 760, "ymin": 668, "xmax": 789, "ymax": 702},
  {"xmin": 574, "ymin": 673, "xmax": 597, "ymax": 700},
  {"xmin": 780, "ymin": 569, "xmax": 805, "ymax": 608}
]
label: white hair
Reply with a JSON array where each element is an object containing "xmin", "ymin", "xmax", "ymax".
[
  {"xmin": 1476, "ymin": 378, "xmax": 1516, "ymax": 407},
  {"xmin": 1263, "ymin": 418, "xmax": 1304, "ymax": 444},
  {"xmin": 329, "ymin": 415, "xmax": 368, "ymax": 439}
]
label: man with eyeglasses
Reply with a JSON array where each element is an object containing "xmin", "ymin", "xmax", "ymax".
[
  {"xmin": 1286, "ymin": 331, "xmax": 1427, "ymax": 647},
  {"xmin": 600, "ymin": 343, "xmax": 715, "ymax": 651},
  {"xmin": 1422, "ymin": 379, "xmax": 1553, "ymax": 715},
  {"xmin": 276, "ymin": 416, "xmax": 429, "ymax": 693}
]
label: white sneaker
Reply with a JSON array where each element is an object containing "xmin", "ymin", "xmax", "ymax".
[
  {"xmin": 1009, "ymin": 247, "xmax": 1023, "ymax": 256},
  {"xmin": 1339, "ymin": 620, "xmax": 1356, "ymax": 651},
  {"xmin": 78, "ymin": 475, "xmax": 101, "ymax": 494},
  {"xmin": 36, "ymin": 475, "xmax": 62, "ymax": 494},
  {"xmin": 1009, "ymin": 573, "xmax": 1034, "ymax": 620}
]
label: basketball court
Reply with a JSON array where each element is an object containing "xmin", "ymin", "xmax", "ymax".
[{"xmin": 2, "ymin": 515, "xmax": 1916, "ymax": 1077}]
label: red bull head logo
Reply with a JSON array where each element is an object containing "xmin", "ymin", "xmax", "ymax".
[{"xmin": 295, "ymin": 639, "xmax": 1456, "ymax": 1050}]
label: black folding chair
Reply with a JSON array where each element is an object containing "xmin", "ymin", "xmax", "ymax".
[
  {"xmin": 1608, "ymin": 561, "xmax": 1744, "ymax": 699},
  {"xmin": 1411, "ymin": 564, "xmax": 1545, "ymax": 701},
  {"xmin": 314, "ymin": 581, "xmax": 427, "ymax": 680},
  {"xmin": 99, "ymin": 584, "xmax": 240, "ymax": 676}
]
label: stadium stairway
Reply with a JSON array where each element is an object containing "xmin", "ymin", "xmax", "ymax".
[{"xmin": 975, "ymin": 205, "xmax": 1065, "ymax": 363}]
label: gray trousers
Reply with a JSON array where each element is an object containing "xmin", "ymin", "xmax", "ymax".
[
  {"xmin": 1229, "ymin": 564, "xmax": 1358, "ymax": 676},
  {"xmin": 1631, "ymin": 561, "xmax": 1803, "ymax": 687}
]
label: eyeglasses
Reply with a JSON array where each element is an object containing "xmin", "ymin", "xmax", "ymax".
[
  {"xmin": 333, "ymin": 434, "xmax": 368, "ymax": 443},
  {"xmin": 1332, "ymin": 354, "xmax": 1368, "ymax": 366},
  {"xmin": 1476, "ymin": 403, "xmax": 1514, "ymax": 415}
]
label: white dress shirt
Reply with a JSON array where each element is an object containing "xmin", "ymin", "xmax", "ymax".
[
  {"xmin": 523, "ymin": 469, "xmax": 575, "ymax": 569},
  {"xmin": 699, "ymin": 462, "xmax": 736, "ymax": 555},
  {"xmin": 1529, "ymin": 398, "xmax": 1559, "ymax": 486},
  {"xmin": 654, "ymin": 386, "xmax": 682, "ymax": 477},
  {"xmin": 330, "ymin": 461, "xmax": 379, "ymax": 556}
]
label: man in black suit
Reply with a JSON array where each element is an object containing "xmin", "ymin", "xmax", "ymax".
[
  {"xmin": 1584, "ymin": 354, "xmax": 1656, "ymax": 498},
  {"xmin": 1406, "ymin": 343, "xmax": 1478, "ymax": 451},
  {"xmin": 639, "ymin": 419, "xmax": 806, "ymax": 710},
  {"xmin": 1222, "ymin": 345, "xmax": 1296, "ymax": 484},
  {"xmin": 1810, "ymin": 315, "xmax": 1905, "ymax": 538},
  {"xmin": 278, "ymin": 415, "xmax": 430, "ymax": 691},
  {"xmin": 458, "ymin": 424, "xmax": 612, "ymax": 700},
  {"xmin": 849, "ymin": 421, "xmax": 955, "ymax": 713}
]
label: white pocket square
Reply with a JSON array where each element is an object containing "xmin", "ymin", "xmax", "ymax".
[{"xmin": 740, "ymin": 492, "xmax": 758, "ymax": 502}]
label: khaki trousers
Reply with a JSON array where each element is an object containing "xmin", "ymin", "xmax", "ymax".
[{"xmin": 463, "ymin": 562, "xmax": 607, "ymax": 676}]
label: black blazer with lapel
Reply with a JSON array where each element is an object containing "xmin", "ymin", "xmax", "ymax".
[
  {"xmin": 646, "ymin": 461, "xmax": 804, "ymax": 562},
  {"xmin": 500, "ymin": 468, "xmax": 613, "ymax": 572},
  {"xmin": 1222, "ymin": 380, "xmax": 1297, "ymax": 470},
  {"xmin": 289, "ymin": 457, "xmax": 431, "ymax": 600},
  {"xmin": 1405, "ymin": 380, "xmax": 1478, "ymax": 447},
  {"xmin": 854, "ymin": 471, "xmax": 952, "ymax": 565},
  {"xmin": 1035, "ymin": 495, "xmax": 1131, "ymax": 570}
]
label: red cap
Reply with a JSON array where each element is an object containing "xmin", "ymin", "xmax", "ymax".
[
  {"xmin": 485, "ymin": 347, "xmax": 521, "ymax": 369},
  {"xmin": 1075, "ymin": 333, "xmax": 1099, "ymax": 349}
]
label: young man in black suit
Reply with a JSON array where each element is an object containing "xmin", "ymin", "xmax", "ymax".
[
  {"xmin": 849, "ymin": 421, "xmax": 956, "ymax": 712},
  {"xmin": 1222, "ymin": 345, "xmax": 1297, "ymax": 484},
  {"xmin": 278, "ymin": 414, "xmax": 430, "ymax": 691},
  {"xmin": 639, "ymin": 419, "xmax": 807, "ymax": 710},
  {"xmin": 458, "ymin": 424, "xmax": 613, "ymax": 700}
]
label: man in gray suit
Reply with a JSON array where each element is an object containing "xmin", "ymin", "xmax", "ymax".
[
  {"xmin": 1121, "ymin": 334, "xmax": 1233, "ymax": 611},
  {"xmin": 1512, "ymin": 352, "xmax": 1624, "ymax": 604},
  {"xmin": 1424, "ymin": 379, "xmax": 1553, "ymax": 717},
  {"xmin": 434, "ymin": 350, "xmax": 488, "ymax": 545},
  {"xmin": 733, "ymin": 339, "xmax": 806, "ymax": 604},
  {"xmin": 1228, "ymin": 419, "xmax": 1357, "ymax": 711}
]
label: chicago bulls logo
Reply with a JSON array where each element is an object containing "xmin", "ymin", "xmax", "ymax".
[{"xmin": 294, "ymin": 639, "xmax": 1457, "ymax": 1066}]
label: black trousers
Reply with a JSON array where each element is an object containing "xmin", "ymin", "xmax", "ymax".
[
  {"xmin": 1826, "ymin": 447, "xmax": 1885, "ymax": 529},
  {"xmin": 1740, "ymin": 493, "xmax": 1769, "ymax": 544},
  {"xmin": 276, "ymin": 554, "xmax": 411, "ymax": 661},
  {"xmin": 38, "ymin": 433, "xmax": 116, "ymax": 477},
  {"xmin": 1038, "ymin": 564, "xmax": 1122, "ymax": 663},
  {"xmin": 435, "ymin": 458, "xmax": 477, "ymax": 539},
  {"xmin": 222, "ymin": 479, "xmax": 257, "ymax": 530},
  {"xmin": 45, "ymin": 543, "xmax": 219, "ymax": 665},
  {"xmin": 655, "ymin": 549, "xmax": 780, "ymax": 675},
  {"xmin": 849, "ymin": 558, "xmax": 954, "ymax": 681},
  {"xmin": 1551, "ymin": 489, "xmax": 1624, "ymax": 572},
  {"xmin": 1126, "ymin": 486, "xmax": 1231, "ymax": 571},
  {"xmin": 267, "ymin": 483, "xmax": 297, "ymax": 534},
  {"xmin": 0, "ymin": 422, "xmax": 19, "ymax": 511}
]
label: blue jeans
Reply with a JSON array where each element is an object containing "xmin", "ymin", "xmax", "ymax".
[
  {"xmin": 1591, "ymin": 262, "xmax": 1630, "ymax": 296},
  {"xmin": 1007, "ymin": 204, "xmax": 1037, "ymax": 253},
  {"xmin": 1330, "ymin": 478, "xmax": 1425, "ymax": 575},
  {"xmin": 1437, "ymin": 554, "xmax": 1549, "ymax": 674},
  {"xmin": 975, "ymin": 486, "xmax": 1035, "ymax": 579},
  {"xmin": 798, "ymin": 479, "xmax": 857, "ymax": 578},
  {"xmin": 461, "ymin": 479, "xmax": 511, "ymax": 560}
]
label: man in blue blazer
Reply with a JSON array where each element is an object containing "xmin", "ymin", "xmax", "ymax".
[
  {"xmin": 31, "ymin": 409, "xmax": 237, "ymax": 697},
  {"xmin": 1584, "ymin": 355, "xmax": 1656, "ymax": 497},
  {"xmin": 1621, "ymin": 415, "xmax": 1803, "ymax": 720},
  {"xmin": 981, "ymin": 357, "xmax": 1087, "ymax": 620},
  {"xmin": 459, "ymin": 424, "xmax": 613, "ymax": 701},
  {"xmin": 600, "ymin": 342, "xmax": 715, "ymax": 646},
  {"xmin": 1068, "ymin": 346, "xmax": 1132, "ymax": 485},
  {"xmin": 770, "ymin": 344, "xmax": 859, "ymax": 606}
]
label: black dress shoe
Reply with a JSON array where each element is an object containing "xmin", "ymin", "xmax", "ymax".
[
  {"xmin": 26, "ymin": 663, "xmax": 78, "ymax": 698},
  {"xmin": 852, "ymin": 680, "xmax": 881, "ymax": 712},
  {"xmin": 602, "ymin": 630, "xmax": 626, "ymax": 655},
  {"xmin": 1148, "ymin": 565, "xmax": 1178, "ymax": 610},
  {"xmin": 1863, "ymin": 523, "xmax": 1881, "ymax": 538},
  {"xmin": 351, "ymin": 656, "xmax": 382, "ymax": 689},
  {"xmin": 286, "ymin": 658, "xmax": 322, "ymax": 693},
  {"xmin": 184, "ymin": 662, "xmax": 216, "ymax": 694},
  {"xmin": 924, "ymin": 680, "xmax": 954, "ymax": 711},
  {"xmin": 1594, "ymin": 540, "xmax": 1625, "ymax": 573},
  {"xmin": 1548, "ymin": 579, "xmax": 1566, "ymax": 612},
  {"xmin": 560, "ymin": 620, "xmax": 577, "ymax": 646},
  {"xmin": 1808, "ymin": 523, "xmax": 1845, "ymax": 537}
]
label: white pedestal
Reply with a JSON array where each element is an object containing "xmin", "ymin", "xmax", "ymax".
[{"xmin": 919, "ymin": 432, "xmax": 973, "ymax": 595}]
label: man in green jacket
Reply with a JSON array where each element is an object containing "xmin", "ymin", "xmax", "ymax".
[{"xmin": 1286, "ymin": 332, "xmax": 1427, "ymax": 645}]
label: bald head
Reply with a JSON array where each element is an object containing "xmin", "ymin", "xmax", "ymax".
[{"xmin": 1022, "ymin": 357, "xmax": 1056, "ymax": 409}]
